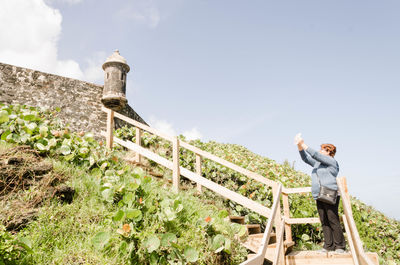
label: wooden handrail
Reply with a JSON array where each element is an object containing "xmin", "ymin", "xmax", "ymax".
[
  {"xmin": 179, "ymin": 141, "xmax": 277, "ymax": 188},
  {"xmin": 240, "ymin": 184, "xmax": 282, "ymax": 265},
  {"xmin": 272, "ymin": 218, "xmax": 286, "ymax": 265},
  {"xmin": 102, "ymin": 108, "xmax": 378, "ymax": 264},
  {"xmin": 337, "ymin": 177, "xmax": 376, "ymax": 265},
  {"xmin": 102, "ymin": 106, "xmax": 175, "ymax": 141},
  {"xmin": 102, "ymin": 131, "xmax": 273, "ymax": 218}
]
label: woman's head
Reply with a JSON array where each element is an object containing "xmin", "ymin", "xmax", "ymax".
[{"xmin": 320, "ymin": 144, "xmax": 336, "ymax": 157}]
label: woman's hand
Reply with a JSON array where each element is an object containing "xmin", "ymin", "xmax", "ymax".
[{"xmin": 294, "ymin": 133, "xmax": 307, "ymax": 150}]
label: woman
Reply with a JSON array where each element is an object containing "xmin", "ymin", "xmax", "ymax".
[{"xmin": 295, "ymin": 134, "xmax": 346, "ymax": 253}]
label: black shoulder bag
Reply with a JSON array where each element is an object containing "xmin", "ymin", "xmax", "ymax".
[{"xmin": 316, "ymin": 173, "xmax": 337, "ymax": 205}]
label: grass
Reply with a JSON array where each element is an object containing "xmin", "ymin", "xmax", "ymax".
[{"xmin": 9, "ymin": 158, "xmax": 247, "ymax": 264}]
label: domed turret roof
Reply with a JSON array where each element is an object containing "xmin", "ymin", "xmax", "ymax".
[{"xmin": 102, "ymin": 50, "xmax": 130, "ymax": 72}]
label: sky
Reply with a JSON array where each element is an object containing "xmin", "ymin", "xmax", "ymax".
[{"xmin": 0, "ymin": 0, "xmax": 399, "ymax": 220}]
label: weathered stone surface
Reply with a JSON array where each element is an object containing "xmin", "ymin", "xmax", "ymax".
[{"xmin": 0, "ymin": 62, "xmax": 146, "ymax": 136}]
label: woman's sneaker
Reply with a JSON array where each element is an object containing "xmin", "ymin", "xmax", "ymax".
[
  {"xmin": 335, "ymin": 249, "xmax": 346, "ymax": 254},
  {"xmin": 317, "ymin": 248, "xmax": 329, "ymax": 253}
]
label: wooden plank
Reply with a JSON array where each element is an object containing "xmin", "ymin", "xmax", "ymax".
[
  {"xmin": 285, "ymin": 251, "xmax": 379, "ymax": 265},
  {"xmin": 172, "ymin": 137, "xmax": 180, "ymax": 192},
  {"xmin": 282, "ymin": 193, "xmax": 293, "ymax": 242},
  {"xmin": 101, "ymin": 132, "xmax": 173, "ymax": 169},
  {"xmin": 342, "ymin": 215, "xmax": 360, "ymax": 265},
  {"xmin": 239, "ymin": 186, "xmax": 282, "ymax": 264},
  {"xmin": 102, "ymin": 107, "xmax": 174, "ymax": 141},
  {"xmin": 337, "ymin": 177, "xmax": 377, "ymax": 265},
  {"xmin": 196, "ymin": 154, "xmax": 202, "ymax": 193},
  {"xmin": 135, "ymin": 127, "xmax": 142, "ymax": 164},
  {"xmin": 106, "ymin": 109, "xmax": 114, "ymax": 149},
  {"xmin": 179, "ymin": 140, "xmax": 277, "ymax": 188},
  {"xmin": 282, "ymin": 187, "xmax": 312, "ymax": 194},
  {"xmin": 259, "ymin": 184, "xmax": 282, "ymax": 258},
  {"xmin": 180, "ymin": 167, "xmax": 272, "ymax": 218},
  {"xmin": 272, "ymin": 219, "xmax": 286, "ymax": 265},
  {"xmin": 240, "ymin": 254, "xmax": 264, "ymax": 265},
  {"xmin": 286, "ymin": 217, "xmax": 320, "ymax": 224}
]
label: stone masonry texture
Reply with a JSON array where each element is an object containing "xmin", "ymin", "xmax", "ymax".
[{"xmin": 0, "ymin": 62, "xmax": 146, "ymax": 137}]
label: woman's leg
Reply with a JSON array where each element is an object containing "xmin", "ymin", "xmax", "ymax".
[
  {"xmin": 316, "ymin": 200, "xmax": 335, "ymax": 250},
  {"xmin": 325, "ymin": 197, "xmax": 346, "ymax": 250}
]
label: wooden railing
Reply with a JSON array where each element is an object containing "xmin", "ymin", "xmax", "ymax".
[
  {"xmin": 240, "ymin": 184, "xmax": 285, "ymax": 265},
  {"xmin": 101, "ymin": 108, "xmax": 378, "ymax": 265},
  {"xmin": 101, "ymin": 107, "xmax": 278, "ymax": 219},
  {"xmin": 337, "ymin": 177, "xmax": 376, "ymax": 265}
]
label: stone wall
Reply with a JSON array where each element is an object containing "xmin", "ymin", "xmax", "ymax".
[{"xmin": 0, "ymin": 62, "xmax": 146, "ymax": 136}]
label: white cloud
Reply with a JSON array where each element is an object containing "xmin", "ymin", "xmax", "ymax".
[
  {"xmin": 148, "ymin": 116, "xmax": 203, "ymax": 140},
  {"xmin": 83, "ymin": 51, "xmax": 107, "ymax": 83},
  {"xmin": 0, "ymin": 0, "xmax": 84, "ymax": 79},
  {"xmin": 148, "ymin": 116, "xmax": 177, "ymax": 137},
  {"xmin": 183, "ymin": 128, "xmax": 203, "ymax": 141},
  {"xmin": 0, "ymin": 0, "xmax": 101, "ymax": 83},
  {"xmin": 45, "ymin": 0, "xmax": 82, "ymax": 5},
  {"xmin": 116, "ymin": 0, "xmax": 160, "ymax": 28}
]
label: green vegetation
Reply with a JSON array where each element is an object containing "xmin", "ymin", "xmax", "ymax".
[
  {"xmin": 0, "ymin": 103, "xmax": 399, "ymax": 265},
  {"xmin": 0, "ymin": 104, "xmax": 247, "ymax": 264}
]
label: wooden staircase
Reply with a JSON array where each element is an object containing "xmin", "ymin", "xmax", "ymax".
[{"xmin": 101, "ymin": 107, "xmax": 381, "ymax": 265}]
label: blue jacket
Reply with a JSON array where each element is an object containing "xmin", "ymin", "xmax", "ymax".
[{"xmin": 299, "ymin": 147, "xmax": 339, "ymax": 200}]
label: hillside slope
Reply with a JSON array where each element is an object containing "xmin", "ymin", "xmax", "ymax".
[
  {"xmin": 0, "ymin": 103, "xmax": 399, "ymax": 264},
  {"xmin": 116, "ymin": 125, "xmax": 400, "ymax": 265}
]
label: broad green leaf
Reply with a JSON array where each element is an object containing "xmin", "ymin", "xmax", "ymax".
[
  {"xmin": 36, "ymin": 143, "xmax": 46, "ymax": 151},
  {"xmin": 23, "ymin": 114, "xmax": 36, "ymax": 121},
  {"xmin": 0, "ymin": 110, "xmax": 9, "ymax": 123},
  {"xmin": 79, "ymin": 147, "xmax": 89, "ymax": 155},
  {"xmin": 48, "ymin": 138, "xmax": 57, "ymax": 147},
  {"xmin": 126, "ymin": 209, "xmax": 142, "ymax": 221},
  {"xmin": 101, "ymin": 188, "xmax": 114, "ymax": 203},
  {"xmin": 238, "ymin": 225, "xmax": 247, "ymax": 237},
  {"xmin": 1, "ymin": 130, "xmax": 11, "ymax": 140},
  {"xmin": 113, "ymin": 209, "xmax": 125, "ymax": 222},
  {"xmin": 17, "ymin": 237, "xmax": 33, "ymax": 254},
  {"xmin": 211, "ymin": 234, "xmax": 225, "ymax": 251},
  {"xmin": 218, "ymin": 209, "xmax": 229, "ymax": 219},
  {"xmin": 161, "ymin": 233, "xmax": 177, "ymax": 247},
  {"xmin": 184, "ymin": 246, "xmax": 199, "ymax": 262},
  {"xmin": 123, "ymin": 192, "xmax": 134, "ymax": 204},
  {"xmin": 133, "ymin": 167, "xmax": 145, "ymax": 177},
  {"xmin": 60, "ymin": 145, "xmax": 71, "ymax": 155},
  {"xmin": 91, "ymin": 168, "xmax": 102, "ymax": 178},
  {"xmin": 224, "ymin": 238, "xmax": 231, "ymax": 254},
  {"xmin": 144, "ymin": 234, "xmax": 160, "ymax": 253},
  {"xmin": 127, "ymin": 182, "xmax": 139, "ymax": 191},
  {"xmin": 164, "ymin": 207, "xmax": 176, "ymax": 221},
  {"xmin": 92, "ymin": 232, "xmax": 110, "ymax": 249},
  {"xmin": 64, "ymin": 153, "xmax": 75, "ymax": 161},
  {"xmin": 301, "ymin": 234, "xmax": 310, "ymax": 241},
  {"xmin": 39, "ymin": 126, "xmax": 48, "ymax": 136}
]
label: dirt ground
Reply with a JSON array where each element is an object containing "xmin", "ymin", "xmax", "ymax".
[{"xmin": 0, "ymin": 145, "xmax": 74, "ymax": 232}]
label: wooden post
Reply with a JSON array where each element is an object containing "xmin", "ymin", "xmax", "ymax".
[
  {"xmin": 172, "ymin": 137, "xmax": 180, "ymax": 192},
  {"xmin": 196, "ymin": 154, "xmax": 202, "ymax": 193},
  {"xmin": 272, "ymin": 183, "xmax": 283, "ymax": 263},
  {"xmin": 343, "ymin": 215, "xmax": 361, "ymax": 265},
  {"xmin": 272, "ymin": 219, "xmax": 286, "ymax": 265},
  {"xmin": 135, "ymin": 127, "xmax": 142, "ymax": 164},
  {"xmin": 282, "ymin": 193, "xmax": 293, "ymax": 243},
  {"xmin": 106, "ymin": 108, "xmax": 114, "ymax": 149}
]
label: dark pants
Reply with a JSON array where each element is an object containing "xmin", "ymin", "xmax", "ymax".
[{"xmin": 316, "ymin": 196, "xmax": 346, "ymax": 251}]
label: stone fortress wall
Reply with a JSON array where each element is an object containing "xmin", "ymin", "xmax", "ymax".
[{"xmin": 0, "ymin": 54, "xmax": 146, "ymax": 136}]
